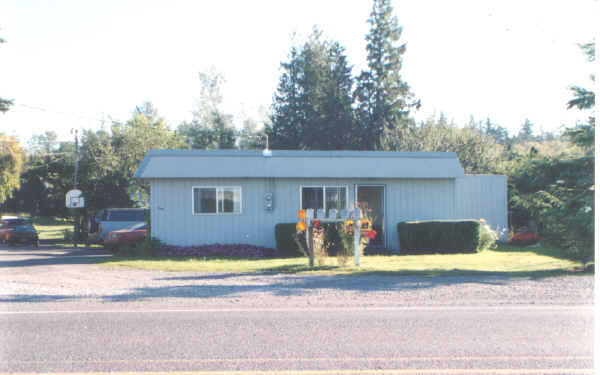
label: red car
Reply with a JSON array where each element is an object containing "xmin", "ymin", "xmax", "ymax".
[
  {"xmin": 0, "ymin": 218, "xmax": 39, "ymax": 247},
  {"xmin": 104, "ymin": 222, "xmax": 147, "ymax": 251}
]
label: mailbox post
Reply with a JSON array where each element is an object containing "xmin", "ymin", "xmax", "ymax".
[
  {"xmin": 297, "ymin": 207, "xmax": 366, "ymax": 268},
  {"xmin": 352, "ymin": 208, "xmax": 362, "ymax": 267}
]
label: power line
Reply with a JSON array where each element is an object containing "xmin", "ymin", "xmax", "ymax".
[{"xmin": 13, "ymin": 103, "xmax": 120, "ymax": 124}]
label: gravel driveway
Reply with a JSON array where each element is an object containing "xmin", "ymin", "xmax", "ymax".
[{"xmin": 0, "ymin": 245, "xmax": 593, "ymax": 311}]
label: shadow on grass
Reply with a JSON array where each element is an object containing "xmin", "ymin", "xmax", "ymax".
[
  {"xmin": 0, "ymin": 245, "xmax": 111, "ymax": 267},
  {"xmin": 1, "ymin": 246, "xmax": 592, "ymax": 303}
]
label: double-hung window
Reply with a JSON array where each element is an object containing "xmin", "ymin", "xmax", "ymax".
[
  {"xmin": 301, "ymin": 186, "xmax": 347, "ymax": 216},
  {"xmin": 193, "ymin": 187, "xmax": 242, "ymax": 214}
]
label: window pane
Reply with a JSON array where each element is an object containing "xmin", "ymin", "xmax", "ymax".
[
  {"xmin": 302, "ymin": 187, "xmax": 323, "ymax": 210},
  {"xmin": 194, "ymin": 188, "xmax": 216, "ymax": 214},
  {"xmin": 218, "ymin": 188, "xmax": 241, "ymax": 213},
  {"xmin": 222, "ymin": 189, "xmax": 234, "ymax": 213},
  {"xmin": 325, "ymin": 187, "xmax": 346, "ymax": 216},
  {"xmin": 232, "ymin": 188, "xmax": 241, "ymax": 213}
]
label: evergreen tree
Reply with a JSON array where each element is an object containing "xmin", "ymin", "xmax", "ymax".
[
  {"xmin": 355, "ymin": 0, "xmax": 419, "ymax": 150},
  {"xmin": 483, "ymin": 117, "xmax": 510, "ymax": 145},
  {"xmin": 268, "ymin": 29, "xmax": 356, "ymax": 150},
  {"xmin": 565, "ymin": 42, "xmax": 595, "ymax": 153},
  {"xmin": 517, "ymin": 118, "xmax": 535, "ymax": 142}
]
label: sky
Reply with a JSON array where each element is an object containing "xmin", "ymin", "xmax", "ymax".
[{"xmin": 0, "ymin": 0, "xmax": 597, "ymax": 147}]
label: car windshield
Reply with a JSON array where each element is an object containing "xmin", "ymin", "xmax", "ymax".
[
  {"xmin": 14, "ymin": 224, "xmax": 35, "ymax": 231},
  {"xmin": 107, "ymin": 210, "xmax": 146, "ymax": 221},
  {"xmin": 125, "ymin": 222, "xmax": 146, "ymax": 231}
]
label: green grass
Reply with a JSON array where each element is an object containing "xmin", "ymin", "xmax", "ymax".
[
  {"xmin": 97, "ymin": 244, "xmax": 590, "ymax": 277},
  {"xmin": 32, "ymin": 216, "xmax": 73, "ymax": 241}
]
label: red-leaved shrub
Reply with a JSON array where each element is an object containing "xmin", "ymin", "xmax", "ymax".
[{"xmin": 158, "ymin": 243, "xmax": 275, "ymax": 258}]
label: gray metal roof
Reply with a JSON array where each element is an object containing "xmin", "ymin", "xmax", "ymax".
[{"xmin": 133, "ymin": 150, "xmax": 465, "ymax": 179}]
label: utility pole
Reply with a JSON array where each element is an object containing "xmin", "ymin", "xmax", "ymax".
[{"xmin": 71, "ymin": 129, "xmax": 80, "ymax": 248}]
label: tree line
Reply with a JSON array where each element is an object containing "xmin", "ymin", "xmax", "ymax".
[{"xmin": 0, "ymin": 0, "xmax": 594, "ymax": 262}]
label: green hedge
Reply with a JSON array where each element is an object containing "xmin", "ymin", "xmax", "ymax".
[
  {"xmin": 275, "ymin": 223, "xmax": 343, "ymax": 257},
  {"xmin": 397, "ymin": 220, "xmax": 480, "ymax": 254},
  {"xmin": 274, "ymin": 223, "xmax": 304, "ymax": 257}
]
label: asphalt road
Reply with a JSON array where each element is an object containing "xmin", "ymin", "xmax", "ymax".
[
  {"xmin": 0, "ymin": 305, "xmax": 593, "ymax": 374},
  {"xmin": 0, "ymin": 245, "xmax": 594, "ymax": 374}
]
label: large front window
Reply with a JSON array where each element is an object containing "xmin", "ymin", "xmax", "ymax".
[
  {"xmin": 301, "ymin": 186, "xmax": 347, "ymax": 216},
  {"xmin": 193, "ymin": 187, "xmax": 241, "ymax": 214}
]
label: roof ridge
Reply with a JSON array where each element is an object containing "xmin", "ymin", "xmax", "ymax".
[{"xmin": 144, "ymin": 149, "xmax": 458, "ymax": 159}]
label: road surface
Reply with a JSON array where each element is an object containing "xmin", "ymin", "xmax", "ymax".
[{"xmin": 0, "ymin": 245, "xmax": 594, "ymax": 374}]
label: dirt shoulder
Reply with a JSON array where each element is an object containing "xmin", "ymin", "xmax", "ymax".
[{"xmin": 0, "ymin": 245, "xmax": 593, "ymax": 312}]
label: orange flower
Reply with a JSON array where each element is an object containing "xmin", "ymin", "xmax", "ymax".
[
  {"xmin": 297, "ymin": 210, "xmax": 306, "ymax": 219},
  {"xmin": 361, "ymin": 218, "xmax": 371, "ymax": 229},
  {"xmin": 296, "ymin": 221, "xmax": 307, "ymax": 233}
]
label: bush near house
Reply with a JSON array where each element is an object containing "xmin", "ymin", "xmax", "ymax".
[
  {"xmin": 275, "ymin": 223, "xmax": 305, "ymax": 257},
  {"xmin": 397, "ymin": 220, "xmax": 482, "ymax": 254},
  {"xmin": 275, "ymin": 222, "xmax": 343, "ymax": 257}
]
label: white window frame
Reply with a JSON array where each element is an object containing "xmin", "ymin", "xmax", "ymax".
[
  {"xmin": 299, "ymin": 185, "xmax": 349, "ymax": 214},
  {"xmin": 192, "ymin": 186, "xmax": 242, "ymax": 215}
]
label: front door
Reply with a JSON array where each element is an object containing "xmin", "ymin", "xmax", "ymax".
[{"xmin": 356, "ymin": 185, "xmax": 385, "ymax": 247}]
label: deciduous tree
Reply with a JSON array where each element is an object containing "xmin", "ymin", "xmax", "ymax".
[
  {"xmin": 178, "ymin": 68, "xmax": 237, "ymax": 149},
  {"xmin": 0, "ymin": 35, "xmax": 13, "ymax": 114},
  {"xmin": 0, "ymin": 134, "xmax": 23, "ymax": 205}
]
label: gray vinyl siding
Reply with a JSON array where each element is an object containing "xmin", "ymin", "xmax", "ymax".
[
  {"xmin": 385, "ymin": 179, "xmax": 456, "ymax": 249},
  {"xmin": 150, "ymin": 178, "xmax": 463, "ymax": 250},
  {"xmin": 455, "ymin": 175, "xmax": 509, "ymax": 240}
]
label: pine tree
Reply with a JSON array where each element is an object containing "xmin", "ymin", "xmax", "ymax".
[
  {"xmin": 355, "ymin": 0, "xmax": 419, "ymax": 150},
  {"xmin": 517, "ymin": 119, "xmax": 535, "ymax": 142},
  {"xmin": 268, "ymin": 29, "xmax": 356, "ymax": 150},
  {"xmin": 565, "ymin": 42, "xmax": 595, "ymax": 152}
]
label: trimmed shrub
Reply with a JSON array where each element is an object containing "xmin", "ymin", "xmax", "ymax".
[
  {"xmin": 275, "ymin": 223, "xmax": 306, "ymax": 257},
  {"xmin": 119, "ymin": 238, "xmax": 163, "ymax": 257},
  {"xmin": 275, "ymin": 222, "xmax": 345, "ymax": 258},
  {"xmin": 397, "ymin": 220, "xmax": 480, "ymax": 254}
]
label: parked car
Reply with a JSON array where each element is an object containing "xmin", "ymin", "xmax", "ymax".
[
  {"xmin": 0, "ymin": 218, "xmax": 39, "ymax": 247},
  {"xmin": 88, "ymin": 208, "xmax": 147, "ymax": 244},
  {"xmin": 104, "ymin": 222, "xmax": 147, "ymax": 251}
]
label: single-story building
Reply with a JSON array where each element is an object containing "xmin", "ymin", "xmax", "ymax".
[{"xmin": 133, "ymin": 149, "xmax": 508, "ymax": 251}]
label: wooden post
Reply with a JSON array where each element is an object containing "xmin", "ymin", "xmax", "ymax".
[
  {"xmin": 305, "ymin": 209, "xmax": 314, "ymax": 268},
  {"xmin": 352, "ymin": 208, "xmax": 362, "ymax": 267},
  {"xmin": 354, "ymin": 219, "xmax": 360, "ymax": 267}
]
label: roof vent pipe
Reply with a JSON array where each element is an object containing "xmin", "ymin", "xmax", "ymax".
[{"xmin": 262, "ymin": 134, "xmax": 272, "ymax": 157}]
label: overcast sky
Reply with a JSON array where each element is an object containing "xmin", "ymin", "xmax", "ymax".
[{"xmin": 0, "ymin": 0, "xmax": 596, "ymax": 146}]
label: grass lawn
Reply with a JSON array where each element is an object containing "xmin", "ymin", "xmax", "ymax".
[
  {"xmin": 97, "ymin": 244, "xmax": 590, "ymax": 277},
  {"xmin": 32, "ymin": 217, "xmax": 73, "ymax": 241}
]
